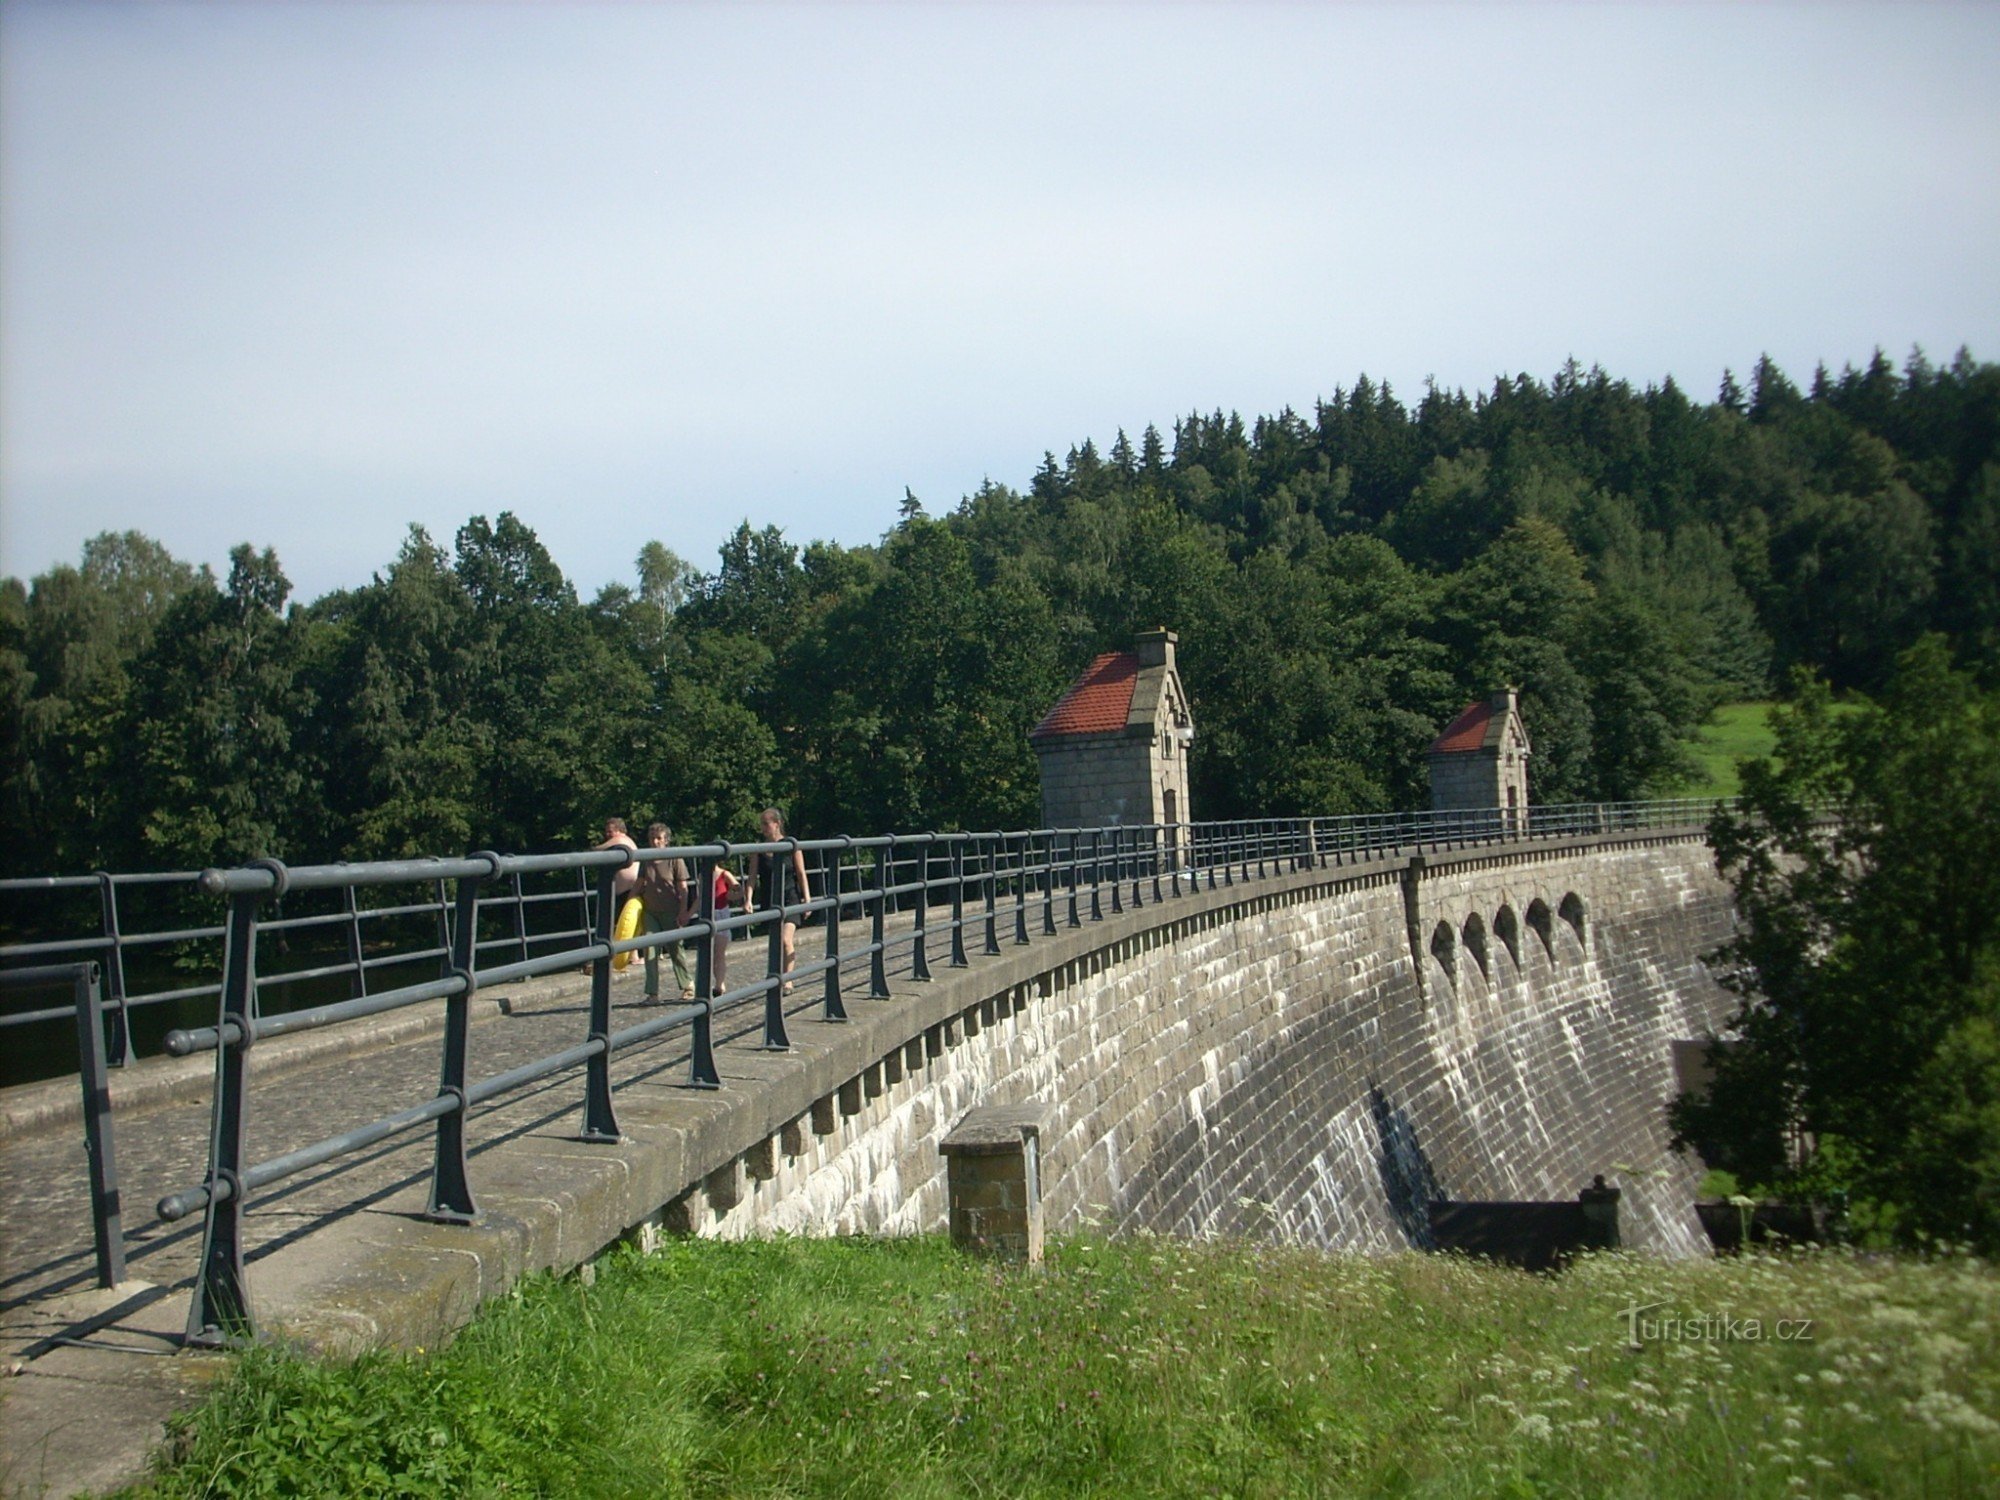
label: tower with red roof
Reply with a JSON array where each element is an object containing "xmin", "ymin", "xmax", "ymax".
[
  {"xmin": 1426, "ymin": 687, "xmax": 1531, "ymax": 830},
  {"xmin": 1029, "ymin": 629, "xmax": 1194, "ymax": 832}
]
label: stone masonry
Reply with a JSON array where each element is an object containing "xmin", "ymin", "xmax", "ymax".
[
  {"xmin": 667, "ymin": 832, "xmax": 1736, "ymax": 1258},
  {"xmin": 1031, "ymin": 630, "xmax": 1195, "ymax": 831}
]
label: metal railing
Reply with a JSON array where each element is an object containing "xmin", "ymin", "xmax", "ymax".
[
  {"xmin": 1, "ymin": 800, "xmax": 1728, "ymax": 1340},
  {"xmin": 0, "ymin": 864, "xmax": 615, "ymax": 1078}
]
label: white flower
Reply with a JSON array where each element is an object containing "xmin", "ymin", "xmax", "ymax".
[{"xmin": 1908, "ymin": 1390, "xmax": 2000, "ymax": 1435}]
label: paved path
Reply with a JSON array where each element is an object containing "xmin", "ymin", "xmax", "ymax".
[{"xmin": 0, "ymin": 881, "xmax": 1153, "ymax": 1497}]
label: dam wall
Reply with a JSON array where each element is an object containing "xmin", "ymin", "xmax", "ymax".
[{"xmin": 675, "ymin": 830, "xmax": 1736, "ymax": 1257}]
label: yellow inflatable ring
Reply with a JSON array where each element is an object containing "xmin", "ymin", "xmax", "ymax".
[{"xmin": 611, "ymin": 895, "xmax": 644, "ymax": 970}]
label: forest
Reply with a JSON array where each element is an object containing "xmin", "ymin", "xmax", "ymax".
[{"xmin": 3, "ymin": 347, "xmax": 1997, "ymax": 878}]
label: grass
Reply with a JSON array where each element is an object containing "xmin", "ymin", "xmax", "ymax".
[
  {"xmin": 1677, "ymin": 700, "xmax": 1868, "ymax": 801},
  {"xmin": 1679, "ymin": 703, "xmax": 1782, "ymax": 801},
  {"xmin": 119, "ymin": 1233, "xmax": 2000, "ymax": 1498}
]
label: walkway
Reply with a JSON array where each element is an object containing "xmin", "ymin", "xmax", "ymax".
[{"xmin": 0, "ymin": 901, "xmax": 983, "ymax": 1498}]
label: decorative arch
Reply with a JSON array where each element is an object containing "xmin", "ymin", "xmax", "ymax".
[
  {"xmin": 1525, "ymin": 898, "xmax": 1555, "ymax": 961},
  {"xmin": 1461, "ymin": 913, "xmax": 1490, "ymax": 981},
  {"xmin": 1493, "ymin": 905, "xmax": 1521, "ymax": 968},
  {"xmin": 1429, "ymin": 920, "xmax": 1457, "ymax": 990},
  {"xmin": 1558, "ymin": 892, "xmax": 1588, "ymax": 950}
]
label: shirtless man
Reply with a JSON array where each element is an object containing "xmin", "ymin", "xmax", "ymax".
[{"xmin": 592, "ymin": 816, "xmax": 639, "ymax": 932}]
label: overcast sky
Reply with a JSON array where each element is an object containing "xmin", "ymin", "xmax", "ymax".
[{"xmin": 4, "ymin": 1, "xmax": 1997, "ymax": 604}]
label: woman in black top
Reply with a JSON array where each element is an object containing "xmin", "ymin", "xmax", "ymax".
[{"xmin": 748, "ymin": 807, "xmax": 811, "ymax": 995}]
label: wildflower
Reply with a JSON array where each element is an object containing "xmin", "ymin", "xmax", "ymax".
[
  {"xmin": 1907, "ymin": 1390, "xmax": 2000, "ymax": 1435},
  {"xmin": 1511, "ymin": 1414, "xmax": 1554, "ymax": 1441}
]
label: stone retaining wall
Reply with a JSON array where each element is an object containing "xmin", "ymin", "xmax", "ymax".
[{"xmin": 667, "ymin": 833, "xmax": 1736, "ymax": 1257}]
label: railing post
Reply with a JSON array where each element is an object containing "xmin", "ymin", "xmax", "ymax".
[
  {"xmin": 581, "ymin": 856, "xmax": 625, "ymax": 1138},
  {"xmin": 949, "ymin": 837, "xmax": 970, "ymax": 968},
  {"xmin": 1151, "ymin": 824, "xmax": 1165, "ymax": 904},
  {"xmin": 1108, "ymin": 827, "xmax": 1124, "ymax": 915},
  {"xmin": 72, "ymin": 961, "xmax": 124, "ymax": 1288},
  {"xmin": 687, "ymin": 852, "xmax": 722, "ymax": 1087},
  {"xmin": 870, "ymin": 839, "xmax": 892, "ymax": 999},
  {"xmin": 342, "ymin": 882, "xmax": 369, "ymax": 1001},
  {"xmin": 185, "ymin": 867, "xmax": 277, "ymax": 1347},
  {"xmin": 985, "ymin": 835, "xmax": 1005, "ymax": 954},
  {"xmin": 1065, "ymin": 833, "xmax": 1082, "ymax": 928},
  {"xmin": 1041, "ymin": 832, "xmax": 1059, "ymax": 935},
  {"xmin": 91, "ymin": 873, "xmax": 130, "ymax": 1068},
  {"xmin": 432, "ymin": 856, "xmax": 494, "ymax": 1211},
  {"xmin": 513, "ymin": 870, "xmax": 530, "ymax": 966},
  {"xmin": 760, "ymin": 837, "xmax": 797, "ymax": 1051},
  {"xmin": 434, "ymin": 877, "xmax": 453, "ymax": 982},
  {"xmin": 1089, "ymin": 830, "xmax": 1105, "ymax": 921},
  {"xmin": 823, "ymin": 839, "xmax": 848, "ymax": 1022},
  {"xmin": 1012, "ymin": 833, "xmax": 1031, "ymax": 945},
  {"xmin": 911, "ymin": 835, "xmax": 934, "ymax": 981}
]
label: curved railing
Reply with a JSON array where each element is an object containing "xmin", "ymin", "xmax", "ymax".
[{"xmin": 0, "ymin": 800, "xmax": 1728, "ymax": 1341}]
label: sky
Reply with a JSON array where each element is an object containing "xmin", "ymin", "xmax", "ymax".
[{"xmin": 3, "ymin": 1, "xmax": 1998, "ymax": 606}]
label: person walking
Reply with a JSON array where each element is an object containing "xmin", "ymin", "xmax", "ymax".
[
  {"xmin": 634, "ymin": 823, "xmax": 694, "ymax": 1001},
  {"xmin": 746, "ymin": 807, "xmax": 812, "ymax": 996},
  {"xmin": 709, "ymin": 858, "xmax": 742, "ymax": 994}
]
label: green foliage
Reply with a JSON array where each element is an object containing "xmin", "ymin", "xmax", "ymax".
[
  {"xmin": 1673, "ymin": 638, "xmax": 2000, "ymax": 1246},
  {"xmin": 120, "ymin": 546, "xmax": 313, "ymax": 869},
  {"xmin": 5, "ymin": 348, "xmax": 1997, "ymax": 873},
  {"xmin": 122, "ymin": 1235, "xmax": 2000, "ymax": 1498}
]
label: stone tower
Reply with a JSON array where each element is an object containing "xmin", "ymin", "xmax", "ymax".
[
  {"xmin": 1030, "ymin": 629, "xmax": 1194, "ymax": 831},
  {"xmin": 1426, "ymin": 687, "xmax": 1531, "ymax": 830}
]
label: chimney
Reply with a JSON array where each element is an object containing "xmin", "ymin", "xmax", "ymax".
[{"xmin": 1135, "ymin": 628, "xmax": 1177, "ymax": 673}]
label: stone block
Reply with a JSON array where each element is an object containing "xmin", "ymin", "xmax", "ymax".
[{"xmin": 941, "ymin": 1102, "xmax": 1048, "ymax": 1264}]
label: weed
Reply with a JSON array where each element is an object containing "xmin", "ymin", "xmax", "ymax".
[{"xmin": 120, "ymin": 1235, "xmax": 2000, "ymax": 1498}]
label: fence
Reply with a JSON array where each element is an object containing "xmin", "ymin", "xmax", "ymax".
[{"xmin": 0, "ymin": 800, "xmax": 1729, "ymax": 1343}]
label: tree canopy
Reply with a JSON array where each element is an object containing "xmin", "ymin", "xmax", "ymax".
[
  {"xmin": 1671, "ymin": 638, "xmax": 2000, "ymax": 1246},
  {"xmin": 4, "ymin": 348, "xmax": 1997, "ymax": 875}
]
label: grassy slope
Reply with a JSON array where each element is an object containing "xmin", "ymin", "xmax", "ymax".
[
  {"xmin": 1679, "ymin": 703, "xmax": 1780, "ymax": 801},
  {"xmin": 1677, "ymin": 700, "xmax": 1868, "ymax": 801},
  {"xmin": 120, "ymin": 1234, "xmax": 2000, "ymax": 1499}
]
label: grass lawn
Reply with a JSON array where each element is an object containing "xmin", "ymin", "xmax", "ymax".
[
  {"xmin": 1677, "ymin": 700, "xmax": 1867, "ymax": 801},
  {"xmin": 1679, "ymin": 702, "xmax": 1780, "ymax": 801},
  {"xmin": 118, "ymin": 1234, "xmax": 2000, "ymax": 1498}
]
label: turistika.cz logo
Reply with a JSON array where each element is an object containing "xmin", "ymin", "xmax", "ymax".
[{"xmin": 1618, "ymin": 1301, "xmax": 1814, "ymax": 1346}]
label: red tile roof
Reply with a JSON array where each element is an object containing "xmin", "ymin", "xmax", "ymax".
[
  {"xmin": 1031, "ymin": 652, "xmax": 1138, "ymax": 739},
  {"xmin": 1429, "ymin": 699, "xmax": 1495, "ymax": 754}
]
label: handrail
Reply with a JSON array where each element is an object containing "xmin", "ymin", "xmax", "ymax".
[{"xmin": 1, "ymin": 799, "xmax": 1738, "ymax": 1344}]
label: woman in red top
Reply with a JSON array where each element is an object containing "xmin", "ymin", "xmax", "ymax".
[{"xmin": 710, "ymin": 861, "xmax": 742, "ymax": 993}]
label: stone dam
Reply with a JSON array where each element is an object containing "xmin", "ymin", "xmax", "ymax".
[
  {"xmin": 1, "ymin": 824, "xmax": 1738, "ymax": 1495},
  {"xmin": 183, "ymin": 825, "xmax": 1740, "ymax": 1361},
  {"xmin": 674, "ymin": 827, "xmax": 1732, "ymax": 1263}
]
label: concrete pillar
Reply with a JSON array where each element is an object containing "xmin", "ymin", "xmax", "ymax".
[
  {"xmin": 940, "ymin": 1103, "xmax": 1049, "ymax": 1264},
  {"xmin": 1578, "ymin": 1174, "xmax": 1621, "ymax": 1250}
]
